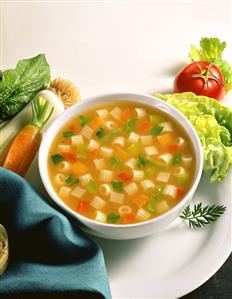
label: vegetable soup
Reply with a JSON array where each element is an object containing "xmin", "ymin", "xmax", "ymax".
[{"xmin": 48, "ymin": 102, "xmax": 196, "ymax": 224}]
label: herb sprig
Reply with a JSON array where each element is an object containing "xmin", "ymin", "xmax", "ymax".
[{"xmin": 180, "ymin": 203, "xmax": 226, "ymax": 229}]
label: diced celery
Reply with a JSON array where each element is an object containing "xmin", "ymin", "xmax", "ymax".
[
  {"xmin": 100, "ymin": 129, "xmax": 122, "ymax": 143},
  {"xmin": 150, "ymin": 115, "xmax": 165, "ymax": 125},
  {"xmin": 126, "ymin": 143, "xmax": 141, "ymax": 156},
  {"xmin": 145, "ymin": 167, "xmax": 157, "ymax": 178},
  {"xmin": 148, "ymin": 158, "xmax": 168, "ymax": 169},
  {"xmin": 76, "ymin": 144, "xmax": 87, "ymax": 159},
  {"xmin": 147, "ymin": 194, "xmax": 157, "ymax": 212},
  {"xmin": 176, "ymin": 174, "xmax": 189, "ymax": 185},
  {"xmin": 86, "ymin": 180, "xmax": 98, "ymax": 194}
]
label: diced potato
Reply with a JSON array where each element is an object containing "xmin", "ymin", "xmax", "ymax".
[
  {"xmin": 163, "ymin": 185, "xmax": 177, "ymax": 199},
  {"xmin": 156, "ymin": 200, "xmax": 170, "ymax": 214},
  {"xmin": 140, "ymin": 179, "xmax": 155, "ymax": 192},
  {"xmin": 156, "ymin": 172, "xmax": 170, "ymax": 183},
  {"xmin": 100, "ymin": 169, "xmax": 113, "ymax": 182},
  {"xmin": 71, "ymin": 135, "xmax": 84, "ymax": 145},
  {"xmin": 93, "ymin": 158, "xmax": 106, "ymax": 170},
  {"xmin": 110, "ymin": 107, "xmax": 122, "ymax": 121},
  {"xmin": 79, "ymin": 174, "xmax": 93, "ymax": 187},
  {"xmin": 71, "ymin": 186, "xmax": 86, "ymax": 198},
  {"xmin": 59, "ymin": 186, "xmax": 71, "ymax": 197},
  {"xmin": 90, "ymin": 196, "xmax": 106, "ymax": 210},
  {"xmin": 128, "ymin": 132, "xmax": 140, "ymax": 143},
  {"xmin": 81, "ymin": 125, "xmax": 94, "ymax": 139},
  {"xmin": 110, "ymin": 191, "xmax": 124, "ymax": 204},
  {"xmin": 133, "ymin": 170, "xmax": 144, "ymax": 181},
  {"xmin": 96, "ymin": 109, "xmax": 109, "ymax": 119},
  {"xmin": 144, "ymin": 146, "xmax": 158, "ymax": 156},
  {"xmin": 124, "ymin": 182, "xmax": 138, "ymax": 196},
  {"xmin": 136, "ymin": 208, "xmax": 151, "ymax": 221},
  {"xmin": 101, "ymin": 147, "xmax": 113, "ymax": 158},
  {"xmin": 95, "ymin": 211, "xmax": 107, "ymax": 223},
  {"xmin": 140, "ymin": 135, "xmax": 153, "ymax": 146},
  {"xmin": 135, "ymin": 108, "xmax": 146, "ymax": 119}
]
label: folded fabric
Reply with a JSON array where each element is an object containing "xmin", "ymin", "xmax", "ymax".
[{"xmin": 0, "ymin": 167, "xmax": 111, "ymax": 299}]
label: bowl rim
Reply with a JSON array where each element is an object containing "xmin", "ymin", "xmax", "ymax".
[{"xmin": 39, "ymin": 91, "xmax": 203, "ymax": 229}]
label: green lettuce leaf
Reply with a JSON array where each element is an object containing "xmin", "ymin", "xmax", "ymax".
[
  {"xmin": 155, "ymin": 92, "xmax": 232, "ymax": 182},
  {"xmin": 188, "ymin": 37, "xmax": 232, "ymax": 92},
  {"xmin": 0, "ymin": 54, "xmax": 51, "ymax": 123}
]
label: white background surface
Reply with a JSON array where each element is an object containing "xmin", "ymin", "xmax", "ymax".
[{"xmin": 1, "ymin": 1, "xmax": 232, "ymax": 298}]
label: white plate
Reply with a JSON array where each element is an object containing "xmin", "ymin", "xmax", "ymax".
[{"xmin": 26, "ymin": 136, "xmax": 232, "ymax": 299}]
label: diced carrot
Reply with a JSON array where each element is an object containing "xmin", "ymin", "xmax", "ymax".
[
  {"xmin": 121, "ymin": 108, "xmax": 132, "ymax": 121},
  {"xmin": 114, "ymin": 146, "xmax": 130, "ymax": 161},
  {"xmin": 89, "ymin": 117, "xmax": 104, "ymax": 130},
  {"xmin": 168, "ymin": 144, "xmax": 180, "ymax": 154},
  {"xmin": 61, "ymin": 151, "xmax": 77, "ymax": 162},
  {"xmin": 157, "ymin": 133, "xmax": 173, "ymax": 147},
  {"xmin": 71, "ymin": 160, "xmax": 89, "ymax": 176},
  {"xmin": 138, "ymin": 120, "xmax": 151, "ymax": 133},
  {"xmin": 68, "ymin": 124, "xmax": 77, "ymax": 132},
  {"xmin": 117, "ymin": 171, "xmax": 132, "ymax": 182},
  {"xmin": 123, "ymin": 212, "xmax": 136, "ymax": 224},
  {"xmin": 177, "ymin": 187, "xmax": 185, "ymax": 198},
  {"xmin": 77, "ymin": 200, "xmax": 89, "ymax": 214},
  {"xmin": 133, "ymin": 194, "xmax": 148, "ymax": 208},
  {"xmin": 89, "ymin": 149, "xmax": 100, "ymax": 159}
]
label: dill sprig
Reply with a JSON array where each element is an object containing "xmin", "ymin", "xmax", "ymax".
[{"xmin": 180, "ymin": 203, "xmax": 226, "ymax": 229}]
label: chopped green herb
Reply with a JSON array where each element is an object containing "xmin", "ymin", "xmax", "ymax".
[
  {"xmin": 173, "ymin": 153, "xmax": 182, "ymax": 165},
  {"xmin": 147, "ymin": 194, "xmax": 157, "ymax": 212},
  {"xmin": 96, "ymin": 127, "xmax": 105, "ymax": 138},
  {"xmin": 136, "ymin": 154, "xmax": 148, "ymax": 168},
  {"xmin": 63, "ymin": 131, "xmax": 74, "ymax": 138},
  {"xmin": 150, "ymin": 126, "xmax": 163, "ymax": 136},
  {"xmin": 123, "ymin": 119, "xmax": 138, "ymax": 133},
  {"xmin": 109, "ymin": 156, "xmax": 123, "ymax": 169},
  {"xmin": 65, "ymin": 174, "xmax": 79, "ymax": 186},
  {"xmin": 51, "ymin": 154, "xmax": 64, "ymax": 165},
  {"xmin": 79, "ymin": 115, "xmax": 90, "ymax": 127},
  {"xmin": 86, "ymin": 180, "xmax": 98, "ymax": 194},
  {"xmin": 107, "ymin": 213, "xmax": 121, "ymax": 223},
  {"xmin": 111, "ymin": 181, "xmax": 124, "ymax": 192},
  {"xmin": 180, "ymin": 203, "xmax": 226, "ymax": 229}
]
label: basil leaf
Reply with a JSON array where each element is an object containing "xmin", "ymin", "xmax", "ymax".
[
  {"xmin": 111, "ymin": 181, "xmax": 124, "ymax": 192},
  {"xmin": 172, "ymin": 153, "xmax": 182, "ymax": 165},
  {"xmin": 63, "ymin": 131, "xmax": 74, "ymax": 138},
  {"xmin": 79, "ymin": 115, "xmax": 90, "ymax": 127},
  {"xmin": 96, "ymin": 127, "xmax": 105, "ymax": 138},
  {"xmin": 65, "ymin": 175, "xmax": 79, "ymax": 186},
  {"xmin": 51, "ymin": 154, "xmax": 64, "ymax": 165},
  {"xmin": 107, "ymin": 213, "xmax": 120, "ymax": 223},
  {"xmin": 150, "ymin": 126, "xmax": 163, "ymax": 136},
  {"xmin": 123, "ymin": 119, "xmax": 138, "ymax": 133}
]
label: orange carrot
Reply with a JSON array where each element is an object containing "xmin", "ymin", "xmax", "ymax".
[
  {"xmin": 61, "ymin": 151, "xmax": 77, "ymax": 162},
  {"xmin": 121, "ymin": 108, "xmax": 132, "ymax": 121},
  {"xmin": 123, "ymin": 212, "xmax": 136, "ymax": 223},
  {"xmin": 168, "ymin": 144, "xmax": 180, "ymax": 154},
  {"xmin": 3, "ymin": 97, "xmax": 53, "ymax": 176},
  {"xmin": 138, "ymin": 120, "xmax": 151, "ymax": 133},
  {"xmin": 157, "ymin": 133, "xmax": 173, "ymax": 147},
  {"xmin": 77, "ymin": 200, "xmax": 89, "ymax": 214},
  {"xmin": 117, "ymin": 171, "xmax": 132, "ymax": 182},
  {"xmin": 133, "ymin": 194, "xmax": 148, "ymax": 208}
]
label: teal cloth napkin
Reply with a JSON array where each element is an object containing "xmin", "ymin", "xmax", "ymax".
[{"xmin": 0, "ymin": 167, "xmax": 111, "ymax": 299}]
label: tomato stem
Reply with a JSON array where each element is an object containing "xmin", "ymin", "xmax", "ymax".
[{"xmin": 192, "ymin": 63, "xmax": 224, "ymax": 88}]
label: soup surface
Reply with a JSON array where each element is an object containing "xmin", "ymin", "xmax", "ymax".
[{"xmin": 48, "ymin": 102, "xmax": 195, "ymax": 224}]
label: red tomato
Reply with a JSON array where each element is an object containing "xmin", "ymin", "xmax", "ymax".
[{"xmin": 174, "ymin": 61, "xmax": 224, "ymax": 101}]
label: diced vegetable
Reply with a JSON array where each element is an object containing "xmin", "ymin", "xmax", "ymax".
[
  {"xmin": 121, "ymin": 108, "xmax": 132, "ymax": 121},
  {"xmin": 87, "ymin": 139, "xmax": 100, "ymax": 151},
  {"xmin": 61, "ymin": 151, "xmax": 77, "ymax": 162},
  {"xmin": 117, "ymin": 171, "xmax": 132, "ymax": 182},
  {"xmin": 136, "ymin": 208, "xmax": 151, "ymax": 221},
  {"xmin": 96, "ymin": 128, "xmax": 105, "ymax": 138},
  {"xmin": 101, "ymin": 146, "xmax": 113, "ymax": 158},
  {"xmin": 100, "ymin": 169, "xmax": 113, "ymax": 182},
  {"xmin": 157, "ymin": 133, "xmax": 173, "ymax": 147},
  {"xmin": 63, "ymin": 131, "xmax": 74, "ymax": 138},
  {"xmin": 182, "ymin": 155, "xmax": 193, "ymax": 167},
  {"xmin": 101, "ymin": 129, "xmax": 122, "ymax": 143},
  {"xmin": 148, "ymin": 158, "xmax": 167, "ymax": 169},
  {"xmin": 176, "ymin": 137, "xmax": 185, "ymax": 146},
  {"xmin": 112, "ymin": 136, "xmax": 125, "ymax": 147},
  {"xmin": 123, "ymin": 212, "xmax": 136, "ymax": 223},
  {"xmin": 109, "ymin": 191, "xmax": 124, "ymax": 204},
  {"xmin": 90, "ymin": 196, "xmax": 106, "ymax": 210},
  {"xmin": 123, "ymin": 119, "xmax": 138, "ymax": 133},
  {"xmin": 58, "ymin": 144, "xmax": 71, "ymax": 152},
  {"xmin": 65, "ymin": 174, "xmax": 79, "ymax": 185},
  {"xmin": 125, "ymin": 158, "xmax": 136, "ymax": 169},
  {"xmin": 147, "ymin": 194, "xmax": 157, "ymax": 212},
  {"xmin": 107, "ymin": 213, "xmax": 121, "ymax": 223},
  {"xmin": 71, "ymin": 161, "xmax": 89, "ymax": 176},
  {"xmin": 145, "ymin": 166, "xmax": 157, "ymax": 178},
  {"xmin": 156, "ymin": 172, "xmax": 170, "ymax": 183},
  {"xmin": 86, "ymin": 180, "xmax": 98, "ymax": 194},
  {"xmin": 156, "ymin": 200, "xmax": 169, "ymax": 214},
  {"xmin": 79, "ymin": 173, "xmax": 93, "ymax": 187},
  {"xmin": 159, "ymin": 153, "xmax": 173, "ymax": 165},
  {"xmin": 96, "ymin": 109, "xmax": 109, "ymax": 119},
  {"xmin": 136, "ymin": 154, "xmax": 148, "ymax": 168},
  {"xmin": 124, "ymin": 182, "xmax": 139, "ymax": 196},
  {"xmin": 80, "ymin": 124, "xmax": 94, "ymax": 139},
  {"xmin": 71, "ymin": 186, "xmax": 86, "ymax": 198},
  {"xmin": 114, "ymin": 147, "xmax": 130, "ymax": 161},
  {"xmin": 111, "ymin": 181, "xmax": 124, "ymax": 192},
  {"xmin": 76, "ymin": 144, "xmax": 87, "ymax": 159},
  {"xmin": 51, "ymin": 154, "xmax": 64, "ymax": 165},
  {"xmin": 140, "ymin": 179, "xmax": 155, "ymax": 192},
  {"xmin": 99, "ymin": 184, "xmax": 111, "ymax": 196},
  {"xmin": 163, "ymin": 184, "xmax": 177, "ymax": 199},
  {"xmin": 54, "ymin": 173, "xmax": 65, "ymax": 185},
  {"xmin": 140, "ymin": 135, "xmax": 153, "ymax": 146},
  {"xmin": 150, "ymin": 115, "xmax": 165, "ymax": 125},
  {"xmin": 68, "ymin": 124, "xmax": 77, "ymax": 132},
  {"xmin": 77, "ymin": 200, "xmax": 89, "ymax": 214},
  {"xmin": 104, "ymin": 120, "xmax": 117, "ymax": 131},
  {"xmin": 133, "ymin": 194, "xmax": 148, "ymax": 208},
  {"xmin": 150, "ymin": 126, "xmax": 163, "ymax": 136},
  {"xmin": 89, "ymin": 116, "xmax": 104, "ymax": 131},
  {"xmin": 133, "ymin": 170, "xmax": 144, "ymax": 181},
  {"xmin": 95, "ymin": 211, "xmax": 107, "ymax": 223},
  {"xmin": 59, "ymin": 186, "xmax": 71, "ymax": 197},
  {"xmin": 126, "ymin": 143, "xmax": 141, "ymax": 156},
  {"xmin": 93, "ymin": 158, "xmax": 106, "ymax": 170},
  {"xmin": 109, "ymin": 156, "xmax": 123, "ymax": 169},
  {"xmin": 138, "ymin": 120, "xmax": 151, "ymax": 133},
  {"xmin": 110, "ymin": 107, "xmax": 122, "ymax": 120},
  {"xmin": 79, "ymin": 115, "xmax": 90, "ymax": 127},
  {"xmin": 71, "ymin": 135, "xmax": 84, "ymax": 145},
  {"xmin": 168, "ymin": 144, "xmax": 180, "ymax": 154},
  {"xmin": 159, "ymin": 122, "xmax": 173, "ymax": 132}
]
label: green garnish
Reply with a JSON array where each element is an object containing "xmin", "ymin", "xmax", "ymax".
[
  {"xmin": 147, "ymin": 194, "xmax": 157, "ymax": 212},
  {"xmin": 136, "ymin": 154, "xmax": 148, "ymax": 168},
  {"xmin": 111, "ymin": 181, "xmax": 124, "ymax": 192},
  {"xmin": 96, "ymin": 127, "xmax": 105, "ymax": 138},
  {"xmin": 172, "ymin": 153, "xmax": 182, "ymax": 165},
  {"xmin": 51, "ymin": 154, "xmax": 64, "ymax": 165},
  {"xmin": 65, "ymin": 175, "xmax": 79, "ymax": 186},
  {"xmin": 86, "ymin": 180, "xmax": 98, "ymax": 194},
  {"xmin": 146, "ymin": 166, "xmax": 157, "ymax": 178},
  {"xmin": 148, "ymin": 158, "xmax": 167, "ymax": 169},
  {"xmin": 63, "ymin": 131, "xmax": 74, "ymax": 138},
  {"xmin": 150, "ymin": 126, "xmax": 163, "ymax": 136},
  {"xmin": 180, "ymin": 203, "xmax": 226, "ymax": 229},
  {"xmin": 79, "ymin": 115, "xmax": 90, "ymax": 127},
  {"xmin": 107, "ymin": 213, "xmax": 121, "ymax": 223},
  {"xmin": 123, "ymin": 119, "xmax": 138, "ymax": 133},
  {"xmin": 109, "ymin": 156, "xmax": 123, "ymax": 169}
]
